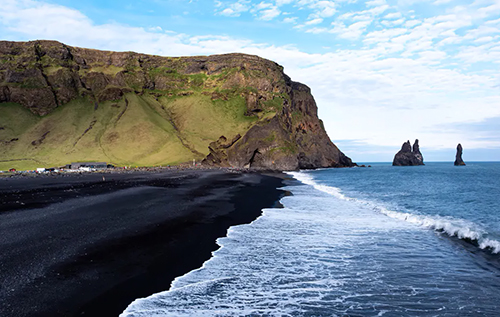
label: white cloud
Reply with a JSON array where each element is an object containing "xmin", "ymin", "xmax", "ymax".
[
  {"xmin": 367, "ymin": 4, "xmax": 389, "ymax": 15},
  {"xmin": 404, "ymin": 19, "xmax": 421, "ymax": 28},
  {"xmin": 308, "ymin": 1, "xmax": 337, "ymax": 18},
  {"xmin": 485, "ymin": 17, "xmax": 500, "ymax": 25},
  {"xmin": 259, "ymin": 7, "xmax": 281, "ymax": 19},
  {"xmin": 305, "ymin": 27, "xmax": 329, "ymax": 33},
  {"xmin": 364, "ymin": 27, "xmax": 408, "ymax": 45},
  {"xmin": 219, "ymin": 1, "xmax": 250, "ymax": 17},
  {"xmin": 418, "ymin": 50, "xmax": 447, "ymax": 64},
  {"xmin": 330, "ymin": 20, "xmax": 372, "ymax": 39},
  {"xmin": 337, "ymin": 11, "xmax": 373, "ymax": 22},
  {"xmin": 433, "ymin": 0, "xmax": 452, "ymax": 4},
  {"xmin": 148, "ymin": 26, "xmax": 163, "ymax": 32},
  {"xmin": 381, "ymin": 18, "xmax": 405, "ymax": 27},
  {"xmin": 475, "ymin": 1, "xmax": 500, "ymax": 19},
  {"xmin": 251, "ymin": 2, "xmax": 281, "ymax": 20},
  {"xmin": 455, "ymin": 43, "xmax": 500, "ymax": 64},
  {"xmin": 220, "ymin": 8, "xmax": 238, "ymax": 16},
  {"xmin": 283, "ymin": 16, "xmax": 298, "ymax": 23},
  {"xmin": 305, "ymin": 17, "xmax": 323, "ymax": 25},
  {"xmin": 275, "ymin": 0, "xmax": 294, "ymax": 5},
  {"xmin": 474, "ymin": 35, "xmax": 495, "ymax": 43},
  {"xmin": 464, "ymin": 25, "xmax": 500, "ymax": 40},
  {"xmin": 366, "ymin": 0, "xmax": 386, "ymax": 7},
  {"xmin": 335, "ymin": 1, "xmax": 388, "ymax": 29},
  {"xmin": 254, "ymin": 1, "xmax": 273, "ymax": 10},
  {"xmin": 384, "ymin": 12, "xmax": 402, "ymax": 19}
]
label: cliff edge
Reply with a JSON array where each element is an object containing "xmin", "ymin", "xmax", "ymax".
[{"xmin": 0, "ymin": 40, "xmax": 354, "ymax": 170}]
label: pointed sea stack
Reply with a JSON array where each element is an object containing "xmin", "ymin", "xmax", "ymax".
[
  {"xmin": 392, "ymin": 139, "xmax": 425, "ymax": 166},
  {"xmin": 454, "ymin": 143, "xmax": 466, "ymax": 166},
  {"xmin": 412, "ymin": 139, "xmax": 424, "ymax": 164}
]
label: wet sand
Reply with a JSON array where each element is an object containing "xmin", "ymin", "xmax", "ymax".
[{"xmin": 0, "ymin": 170, "xmax": 285, "ymax": 316}]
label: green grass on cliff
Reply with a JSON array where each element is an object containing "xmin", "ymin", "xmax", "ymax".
[
  {"xmin": 0, "ymin": 91, "xmax": 261, "ymax": 170},
  {"xmin": 157, "ymin": 93, "xmax": 257, "ymax": 154},
  {"xmin": 0, "ymin": 48, "xmax": 292, "ymax": 170}
]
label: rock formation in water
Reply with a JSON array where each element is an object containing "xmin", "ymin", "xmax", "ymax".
[
  {"xmin": 0, "ymin": 40, "xmax": 355, "ymax": 170},
  {"xmin": 392, "ymin": 139, "xmax": 425, "ymax": 166},
  {"xmin": 454, "ymin": 143, "xmax": 466, "ymax": 166}
]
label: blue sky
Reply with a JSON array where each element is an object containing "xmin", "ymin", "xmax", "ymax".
[{"xmin": 1, "ymin": 0, "xmax": 500, "ymax": 162}]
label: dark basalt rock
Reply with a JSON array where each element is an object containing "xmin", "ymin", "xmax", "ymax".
[
  {"xmin": 393, "ymin": 139, "xmax": 425, "ymax": 166},
  {"xmin": 203, "ymin": 134, "xmax": 242, "ymax": 167},
  {"xmin": 454, "ymin": 143, "xmax": 466, "ymax": 166},
  {"xmin": 412, "ymin": 139, "xmax": 424, "ymax": 164}
]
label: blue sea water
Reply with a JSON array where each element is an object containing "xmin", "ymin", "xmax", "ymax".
[{"xmin": 122, "ymin": 162, "xmax": 500, "ymax": 316}]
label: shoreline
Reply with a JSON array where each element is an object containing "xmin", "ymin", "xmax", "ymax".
[{"xmin": 0, "ymin": 169, "xmax": 287, "ymax": 317}]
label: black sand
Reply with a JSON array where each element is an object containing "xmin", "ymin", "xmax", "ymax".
[{"xmin": 0, "ymin": 170, "xmax": 285, "ymax": 316}]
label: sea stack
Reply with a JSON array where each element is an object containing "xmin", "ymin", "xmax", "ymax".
[
  {"xmin": 454, "ymin": 143, "xmax": 466, "ymax": 166},
  {"xmin": 392, "ymin": 139, "xmax": 425, "ymax": 166}
]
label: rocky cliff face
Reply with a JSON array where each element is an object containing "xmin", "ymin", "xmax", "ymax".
[
  {"xmin": 203, "ymin": 81, "xmax": 354, "ymax": 170},
  {"xmin": 392, "ymin": 139, "xmax": 424, "ymax": 166},
  {"xmin": 454, "ymin": 143, "xmax": 466, "ymax": 166},
  {"xmin": 0, "ymin": 40, "xmax": 354, "ymax": 170}
]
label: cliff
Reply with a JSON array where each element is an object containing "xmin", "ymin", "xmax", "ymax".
[
  {"xmin": 393, "ymin": 139, "xmax": 424, "ymax": 166},
  {"xmin": 454, "ymin": 143, "xmax": 466, "ymax": 166},
  {"xmin": 0, "ymin": 40, "xmax": 354, "ymax": 170}
]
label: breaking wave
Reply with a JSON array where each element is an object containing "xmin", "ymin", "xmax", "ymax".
[{"xmin": 288, "ymin": 171, "xmax": 500, "ymax": 254}]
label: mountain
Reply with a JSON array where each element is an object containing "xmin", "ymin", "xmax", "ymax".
[{"xmin": 0, "ymin": 40, "xmax": 354, "ymax": 171}]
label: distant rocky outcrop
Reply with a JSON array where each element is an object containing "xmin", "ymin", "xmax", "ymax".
[
  {"xmin": 392, "ymin": 139, "xmax": 425, "ymax": 166},
  {"xmin": 454, "ymin": 143, "xmax": 466, "ymax": 166}
]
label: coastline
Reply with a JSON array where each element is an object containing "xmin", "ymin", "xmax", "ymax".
[{"xmin": 0, "ymin": 169, "xmax": 286, "ymax": 317}]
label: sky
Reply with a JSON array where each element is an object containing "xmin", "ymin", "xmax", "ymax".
[{"xmin": 1, "ymin": 0, "xmax": 500, "ymax": 162}]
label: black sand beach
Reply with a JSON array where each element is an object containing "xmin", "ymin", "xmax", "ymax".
[{"xmin": 0, "ymin": 170, "xmax": 285, "ymax": 317}]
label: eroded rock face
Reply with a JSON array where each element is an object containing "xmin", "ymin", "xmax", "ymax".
[
  {"xmin": 454, "ymin": 143, "xmax": 466, "ymax": 166},
  {"xmin": 0, "ymin": 40, "xmax": 355, "ymax": 170},
  {"xmin": 393, "ymin": 139, "xmax": 425, "ymax": 166},
  {"xmin": 203, "ymin": 82, "xmax": 355, "ymax": 170},
  {"xmin": 204, "ymin": 134, "xmax": 242, "ymax": 167}
]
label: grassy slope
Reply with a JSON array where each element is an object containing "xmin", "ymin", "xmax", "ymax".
[
  {"xmin": 0, "ymin": 45, "xmax": 291, "ymax": 171},
  {"xmin": 0, "ymin": 91, "xmax": 260, "ymax": 170}
]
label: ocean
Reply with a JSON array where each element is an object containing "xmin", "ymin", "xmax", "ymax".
[{"xmin": 121, "ymin": 162, "xmax": 500, "ymax": 316}]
